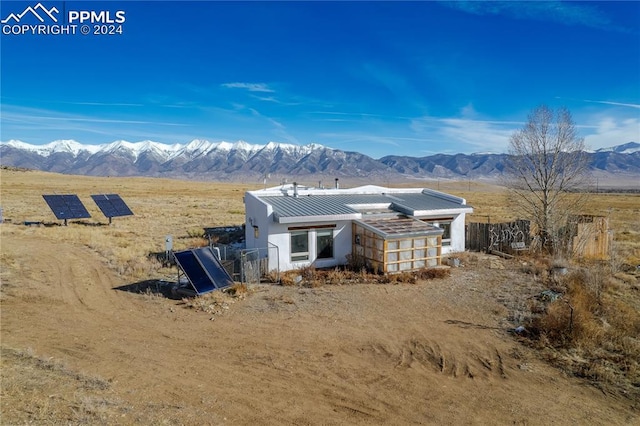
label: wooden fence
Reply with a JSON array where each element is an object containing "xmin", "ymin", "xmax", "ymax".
[
  {"xmin": 568, "ymin": 215, "xmax": 612, "ymax": 260},
  {"xmin": 467, "ymin": 216, "xmax": 611, "ymax": 259},
  {"xmin": 466, "ymin": 220, "xmax": 531, "ymax": 254}
]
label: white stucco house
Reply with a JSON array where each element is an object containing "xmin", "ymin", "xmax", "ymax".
[{"xmin": 244, "ymin": 183, "xmax": 473, "ymax": 274}]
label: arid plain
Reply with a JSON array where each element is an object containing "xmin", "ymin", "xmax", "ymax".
[{"xmin": 1, "ymin": 168, "xmax": 638, "ymax": 425}]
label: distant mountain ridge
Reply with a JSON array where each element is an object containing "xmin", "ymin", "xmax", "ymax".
[{"xmin": 1, "ymin": 139, "xmax": 639, "ymax": 182}]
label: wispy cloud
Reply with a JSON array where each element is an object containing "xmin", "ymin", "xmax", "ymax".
[
  {"xmin": 442, "ymin": 1, "xmax": 626, "ymax": 32},
  {"xmin": 63, "ymin": 101, "xmax": 144, "ymax": 107},
  {"xmin": 247, "ymin": 107, "xmax": 298, "ymax": 144},
  {"xmin": 3, "ymin": 112, "xmax": 185, "ymax": 126},
  {"xmin": 308, "ymin": 111, "xmax": 415, "ymax": 126},
  {"xmin": 2, "ymin": 106, "xmax": 184, "ymax": 126},
  {"xmin": 248, "ymin": 94, "xmax": 301, "ymax": 106},
  {"xmin": 0, "ymin": 96, "xmax": 144, "ymax": 108},
  {"xmin": 583, "ymin": 99, "xmax": 640, "ymax": 109},
  {"xmin": 308, "ymin": 111, "xmax": 404, "ymax": 119},
  {"xmin": 221, "ymin": 82, "xmax": 275, "ymax": 93}
]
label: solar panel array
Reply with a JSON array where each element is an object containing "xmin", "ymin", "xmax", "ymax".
[
  {"xmin": 42, "ymin": 195, "xmax": 91, "ymax": 220},
  {"xmin": 91, "ymin": 194, "xmax": 134, "ymax": 218},
  {"xmin": 174, "ymin": 247, "xmax": 234, "ymax": 295}
]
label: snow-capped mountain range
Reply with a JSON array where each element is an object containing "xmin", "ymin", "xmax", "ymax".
[
  {"xmin": 592, "ymin": 142, "xmax": 640, "ymax": 155},
  {"xmin": 0, "ymin": 139, "xmax": 382, "ymax": 180},
  {"xmin": 1, "ymin": 139, "xmax": 639, "ymax": 182},
  {"xmin": 2, "ymin": 139, "xmax": 323, "ymax": 162}
]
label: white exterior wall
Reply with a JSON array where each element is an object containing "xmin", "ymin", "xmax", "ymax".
[
  {"xmin": 264, "ymin": 220, "xmax": 352, "ymax": 272},
  {"xmin": 244, "ymin": 193, "xmax": 271, "ymax": 252},
  {"xmin": 447, "ymin": 213, "xmax": 467, "ymax": 254},
  {"xmin": 245, "ymin": 191, "xmax": 353, "ymax": 272},
  {"xmin": 416, "ymin": 212, "xmax": 468, "ymax": 255}
]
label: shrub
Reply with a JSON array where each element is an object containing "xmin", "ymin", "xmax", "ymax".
[
  {"xmin": 523, "ymin": 261, "xmax": 640, "ymax": 398},
  {"xmin": 415, "ymin": 267, "xmax": 451, "ymax": 280},
  {"xmin": 278, "ymin": 264, "xmax": 450, "ymax": 287},
  {"xmin": 227, "ymin": 283, "xmax": 248, "ymax": 297},
  {"xmin": 186, "ymin": 228, "xmax": 205, "ymax": 238},
  {"xmin": 345, "ymin": 253, "xmax": 367, "ymax": 272}
]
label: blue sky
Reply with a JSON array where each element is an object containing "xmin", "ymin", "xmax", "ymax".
[{"xmin": 1, "ymin": 1, "xmax": 639, "ymax": 158}]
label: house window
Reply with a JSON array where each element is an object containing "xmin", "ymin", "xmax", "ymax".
[
  {"xmin": 424, "ymin": 218, "xmax": 452, "ymax": 247},
  {"xmin": 291, "ymin": 231, "xmax": 309, "ymax": 261},
  {"xmin": 317, "ymin": 230, "xmax": 334, "ymax": 259},
  {"xmin": 253, "ymin": 225, "xmax": 259, "ymax": 239},
  {"xmin": 438, "ymin": 222, "xmax": 451, "ymax": 246}
]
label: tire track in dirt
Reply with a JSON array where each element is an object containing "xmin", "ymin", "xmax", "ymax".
[
  {"xmin": 3, "ymin": 233, "xmax": 128, "ymax": 313},
  {"xmin": 362, "ymin": 337, "xmax": 508, "ymax": 380}
]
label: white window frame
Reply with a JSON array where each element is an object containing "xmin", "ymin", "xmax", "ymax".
[{"xmin": 290, "ymin": 230, "xmax": 309, "ymax": 262}]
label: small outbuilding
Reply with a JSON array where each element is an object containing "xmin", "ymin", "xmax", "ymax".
[{"xmin": 244, "ymin": 183, "xmax": 473, "ymax": 273}]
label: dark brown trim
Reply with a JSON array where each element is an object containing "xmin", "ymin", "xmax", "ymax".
[
  {"xmin": 419, "ymin": 217, "xmax": 454, "ymax": 222},
  {"xmin": 288, "ymin": 224, "xmax": 337, "ymax": 231}
]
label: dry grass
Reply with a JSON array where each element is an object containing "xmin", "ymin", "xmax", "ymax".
[
  {"xmin": 279, "ymin": 265, "xmax": 450, "ymax": 287},
  {"xmin": 0, "ymin": 168, "xmax": 260, "ymax": 282},
  {"xmin": 2, "ymin": 169, "xmax": 638, "ymax": 403},
  {"xmin": 524, "ymin": 265, "xmax": 640, "ymax": 398},
  {"xmin": 0, "ymin": 346, "xmax": 122, "ymax": 424},
  {"xmin": 458, "ymin": 188, "xmax": 640, "ymax": 267},
  {"xmin": 179, "ymin": 283, "xmax": 249, "ymax": 316}
]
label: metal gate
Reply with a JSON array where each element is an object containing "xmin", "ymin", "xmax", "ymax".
[{"xmin": 240, "ymin": 248, "xmax": 261, "ymax": 285}]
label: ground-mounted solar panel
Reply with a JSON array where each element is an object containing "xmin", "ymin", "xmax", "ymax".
[
  {"xmin": 91, "ymin": 194, "xmax": 133, "ymax": 222},
  {"xmin": 42, "ymin": 194, "xmax": 91, "ymax": 225},
  {"xmin": 173, "ymin": 247, "xmax": 234, "ymax": 295}
]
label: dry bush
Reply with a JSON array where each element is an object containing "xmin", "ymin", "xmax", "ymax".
[
  {"xmin": 524, "ymin": 263, "xmax": 640, "ymax": 398},
  {"xmin": 602, "ymin": 296, "xmax": 640, "ymax": 340},
  {"xmin": 415, "ymin": 267, "xmax": 451, "ymax": 280},
  {"xmin": 226, "ymin": 283, "xmax": 248, "ymax": 297},
  {"xmin": 278, "ymin": 265, "xmax": 449, "ymax": 287},
  {"xmin": 393, "ymin": 272, "xmax": 417, "ymax": 284},
  {"xmin": 325, "ymin": 268, "xmax": 349, "ymax": 285},
  {"xmin": 186, "ymin": 227, "xmax": 205, "ymax": 238},
  {"xmin": 299, "ymin": 265, "xmax": 322, "ymax": 288},
  {"xmin": 279, "ymin": 272, "xmax": 298, "ymax": 286},
  {"xmin": 345, "ymin": 253, "xmax": 367, "ymax": 272},
  {"xmin": 180, "ymin": 287, "xmax": 246, "ymax": 315},
  {"xmin": 265, "ymin": 270, "xmax": 280, "ymax": 284},
  {"xmin": 614, "ymin": 272, "xmax": 638, "ymax": 286},
  {"xmin": 529, "ymin": 270, "xmax": 603, "ymax": 346},
  {"xmin": 452, "ymin": 251, "xmax": 479, "ymax": 266}
]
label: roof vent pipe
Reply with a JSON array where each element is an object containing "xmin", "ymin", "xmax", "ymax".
[
  {"xmin": 293, "ymin": 181, "xmax": 298, "ymax": 198},
  {"xmin": 335, "ymin": 178, "xmax": 339, "ymax": 189}
]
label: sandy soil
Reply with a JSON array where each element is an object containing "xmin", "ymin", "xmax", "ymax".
[{"xmin": 1, "ymin": 228, "xmax": 638, "ymax": 425}]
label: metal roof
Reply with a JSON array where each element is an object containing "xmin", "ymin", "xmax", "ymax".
[
  {"xmin": 388, "ymin": 192, "xmax": 467, "ymax": 212},
  {"xmin": 258, "ymin": 189, "xmax": 471, "ymax": 222}
]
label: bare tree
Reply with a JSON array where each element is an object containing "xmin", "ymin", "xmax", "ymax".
[{"xmin": 505, "ymin": 105, "xmax": 591, "ymax": 255}]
